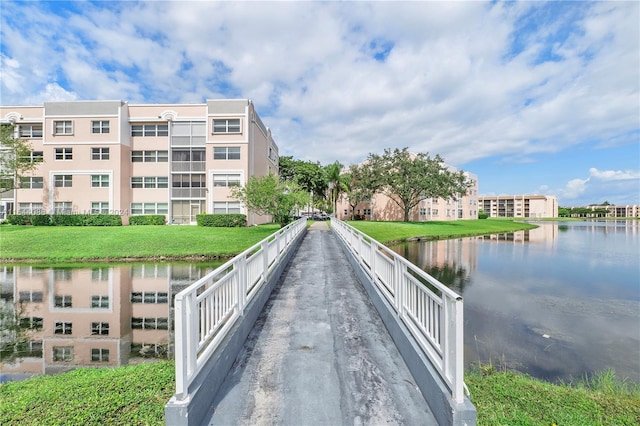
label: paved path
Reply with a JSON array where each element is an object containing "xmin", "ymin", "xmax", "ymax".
[{"xmin": 207, "ymin": 221, "xmax": 436, "ymax": 425}]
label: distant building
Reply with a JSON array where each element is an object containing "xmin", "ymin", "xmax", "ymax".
[
  {"xmin": 336, "ymin": 167, "xmax": 479, "ymax": 222},
  {"xmin": 0, "ymin": 99, "xmax": 279, "ymax": 224},
  {"xmin": 479, "ymin": 195, "xmax": 558, "ymax": 218},
  {"xmin": 566, "ymin": 204, "xmax": 640, "ymax": 218}
]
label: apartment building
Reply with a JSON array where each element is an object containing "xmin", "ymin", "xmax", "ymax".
[
  {"xmin": 0, "ymin": 99, "xmax": 279, "ymax": 224},
  {"xmin": 569, "ymin": 204, "xmax": 640, "ymax": 218},
  {"xmin": 336, "ymin": 169, "xmax": 479, "ymax": 221},
  {"xmin": 479, "ymin": 195, "xmax": 558, "ymax": 218}
]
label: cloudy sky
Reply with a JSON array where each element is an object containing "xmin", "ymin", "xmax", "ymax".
[{"xmin": 1, "ymin": 1, "xmax": 638, "ymax": 206}]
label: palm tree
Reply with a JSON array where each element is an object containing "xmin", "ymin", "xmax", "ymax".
[{"xmin": 324, "ymin": 161, "xmax": 348, "ymax": 216}]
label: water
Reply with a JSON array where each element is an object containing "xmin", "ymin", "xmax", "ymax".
[
  {"xmin": 389, "ymin": 220, "xmax": 640, "ymax": 383},
  {"xmin": 0, "ymin": 262, "xmax": 219, "ymax": 383}
]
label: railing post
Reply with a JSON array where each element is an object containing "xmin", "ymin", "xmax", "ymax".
[
  {"xmin": 453, "ymin": 296, "xmax": 465, "ymax": 403},
  {"xmin": 174, "ymin": 294, "xmax": 187, "ymax": 399},
  {"xmin": 393, "ymin": 255, "xmax": 403, "ymax": 314},
  {"xmin": 237, "ymin": 257, "xmax": 247, "ymax": 314}
]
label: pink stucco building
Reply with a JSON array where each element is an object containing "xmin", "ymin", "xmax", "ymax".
[{"xmin": 0, "ymin": 99, "xmax": 278, "ymax": 224}]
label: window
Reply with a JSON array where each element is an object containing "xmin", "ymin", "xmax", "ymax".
[
  {"xmin": 91, "ymin": 348, "xmax": 110, "ymax": 362},
  {"xmin": 91, "ymin": 147, "xmax": 110, "ymax": 160},
  {"xmin": 419, "ymin": 208, "xmax": 427, "ymax": 216},
  {"xmin": 131, "ymin": 317, "xmax": 169, "ymax": 330},
  {"xmin": 21, "ymin": 151, "xmax": 43, "ymax": 162},
  {"xmin": 131, "ymin": 292, "xmax": 169, "ymax": 304},
  {"xmin": 213, "ymin": 147, "xmax": 240, "ymax": 160},
  {"xmin": 18, "ymin": 291, "xmax": 43, "ymax": 302},
  {"xmin": 432, "ymin": 209, "xmax": 439, "ymax": 215},
  {"xmin": 54, "ymin": 174, "xmax": 73, "ymax": 188},
  {"xmin": 130, "ymin": 203, "xmax": 168, "ymax": 215},
  {"xmin": 19, "ymin": 317, "xmax": 43, "ymax": 330},
  {"xmin": 91, "ymin": 295, "xmax": 109, "ymax": 308},
  {"xmin": 54, "ymin": 295, "xmax": 72, "ymax": 307},
  {"xmin": 55, "ymin": 147, "xmax": 73, "ymax": 160},
  {"xmin": 131, "ymin": 176, "xmax": 168, "ymax": 189},
  {"xmin": 91, "ymin": 322, "xmax": 109, "ymax": 335},
  {"xmin": 53, "ymin": 346, "xmax": 73, "ymax": 362},
  {"xmin": 213, "ymin": 202, "xmax": 241, "ymax": 214},
  {"xmin": 19, "ymin": 124, "xmax": 43, "ymax": 138},
  {"xmin": 20, "ymin": 177, "xmax": 43, "ymax": 189},
  {"xmin": 131, "ymin": 150, "xmax": 168, "ymax": 162},
  {"xmin": 91, "ymin": 120, "xmax": 110, "ymax": 134},
  {"xmin": 213, "ymin": 173, "xmax": 241, "ymax": 187},
  {"xmin": 54, "ymin": 120, "xmax": 73, "ymax": 135},
  {"xmin": 91, "ymin": 268, "xmax": 109, "ymax": 281},
  {"xmin": 172, "ymin": 174, "xmax": 205, "ymax": 188},
  {"xmin": 91, "ymin": 175, "xmax": 109, "ymax": 188},
  {"xmin": 131, "ymin": 124, "xmax": 168, "ymax": 137},
  {"xmin": 91, "ymin": 202, "xmax": 109, "ymax": 214},
  {"xmin": 54, "ymin": 321, "xmax": 72, "ymax": 335},
  {"xmin": 212, "ymin": 119, "xmax": 241, "ymax": 134},
  {"xmin": 54, "ymin": 202, "xmax": 72, "ymax": 214}
]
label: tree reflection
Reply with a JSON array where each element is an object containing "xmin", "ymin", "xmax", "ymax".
[{"xmin": 424, "ymin": 263, "xmax": 471, "ymax": 294}]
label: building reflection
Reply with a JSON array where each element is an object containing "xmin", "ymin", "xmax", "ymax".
[{"xmin": 0, "ymin": 263, "xmax": 214, "ymax": 382}]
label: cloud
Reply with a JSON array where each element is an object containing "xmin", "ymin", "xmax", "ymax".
[
  {"xmin": 550, "ymin": 168, "xmax": 640, "ymax": 206},
  {"xmin": 0, "ymin": 0, "xmax": 638, "ymax": 174}
]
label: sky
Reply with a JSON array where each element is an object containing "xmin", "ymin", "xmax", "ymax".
[{"xmin": 1, "ymin": 0, "xmax": 638, "ymax": 207}]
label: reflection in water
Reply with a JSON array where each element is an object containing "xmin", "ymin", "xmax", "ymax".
[
  {"xmin": 0, "ymin": 263, "xmax": 217, "ymax": 382},
  {"xmin": 391, "ymin": 221, "xmax": 640, "ymax": 383}
]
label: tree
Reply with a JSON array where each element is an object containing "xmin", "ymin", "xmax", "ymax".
[
  {"xmin": 343, "ymin": 163, "xmax": 375, "ymax": 220},
  {"xmin": 324, "ymin": 161, "xmax": 348, "ymax": 215},
  {"xmin": 231, "ymin": 173, "xmax": 310, "ymax": 227},
  {"xmin": 279, "ymin": 156, "xmax": 327, "ymax": 212},
  {"xmin": 0, "ymin": 125, "xmax": 41, "ymax": 193},
  {"xmin": 363, "ymin": 147, "xmax": 471, "ymax": 222}
]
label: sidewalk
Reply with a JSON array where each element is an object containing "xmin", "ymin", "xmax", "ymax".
[{"xmin": 206, "ymin": 221, "xmax": 437, "ymax": 425}]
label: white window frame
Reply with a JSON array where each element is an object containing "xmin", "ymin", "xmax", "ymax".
[
  {"xmin": 131, "ymin": 124, "xmax": 168, "ymax": 137},
  {"xmin": 91, "ymin": 348, "xmax": 110, "ymax": 362},
  {"xmin": 55, "ymin": 147, "xmax": 73, "ymax": 160},
  {"xmin": 213, "ymin": 201, "xmax": 241, "ymax": 214},
  {"xmin": 91, "ymin": 295, "xmax": 109, "ymax": 308},
  {"xmin": 18, "ymin": 202, "xmax": 44, "ymax": 214},
  {"xmin": 54, "ymin": 174, "xmax": 73, "ymax": 188},
  {"xmin": 54, "ymin": 202, "xmax": 73, "ymax": 214},
  {"xmin": 54, "ymin": 321, "xmax": 73, "ymax": 335},
  {"xmin": 130, "ymin": 202, "xmax": 168, "ymax": 215},
  {"xmin": 91, "ymin": 120, "xmax": 110, "ymax": 134},
  {"xmin": 19, "ymin": 124, "xmax": 43, "ymax": 138},
  {"xmin": 91, "ymin": 147, "xmax": 110, "ymax": 160},
  {"xmin": 53, "ymin": 120, "xmax": 73, "ymax": 135},
  {"xmin": 91, "ymin": 322, "xmax": 109, "ymax": 335},
  {"xmin": 91, "ymin": 174, "xmax": 109, "ymax": 188},
  {"xmin": 53, "ymin": 346, "xmax": 74, "ymax": 362},
  {"xmin": 20, "ymin": 176, "xmax": 43, "ymax": 189},
  {"xmin": 213, "ymin": 146, "xmax": 241, "ymax": 160},
  {"xmin": 131, "ymin": 150, "xmax": 168, "ymax": 163},
  {"xmin": 212, "ymin": 173, "xmax": 241, "ymax": 187},
  {"xmin": 212, "ymin": 118, "xmax": 241, "ymax": 134},
  {"xmin": 91, "ymin": 202, "xmax": 109, "ymax": 214}
]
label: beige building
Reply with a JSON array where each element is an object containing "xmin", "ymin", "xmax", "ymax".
[
  {"xmin": 336, "ymin": 169, "xmax": 479, "ymax": 221},
  {"xmin": 479, "ymin": 195, "xmax": 558, "ymax": 218},
  {"xmin": 0, "ymin": 100, "xmax": 279, "ymax": 225},
  {"xmin": 572, "ymin": 204, "xmax": 640, "ymax": 218}
]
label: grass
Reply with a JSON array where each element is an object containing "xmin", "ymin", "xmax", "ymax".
[
  {"xmin": 0, "ymin": 361, "xmax": 175, "ymax": 426},
  {"xmin": 0, "ymin": 224, "xmax": 281, "ymax": 262},
  {"xmin": 466, "ymin": 367, "xmax": 640, "ymax": 425},
  {"xmin": 346, "ymin": 219, "xmax": 538, "ymax": 244},
  {"xmin": 2, "ymin": 362, "xmax": 638, "ymax": 425}
]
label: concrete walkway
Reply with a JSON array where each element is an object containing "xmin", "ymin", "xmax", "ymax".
[{"xmin": 206, "ymin": 221, "xmax": 437, "ymax": 425}]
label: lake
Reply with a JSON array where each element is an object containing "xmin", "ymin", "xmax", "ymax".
[
  {"xmin": 0, "ymin": 262, "xmax": 218, "ymax": 382},
  {"xmin": 389, "ymin": 220, "xmax": 640, "ymax": 383}
]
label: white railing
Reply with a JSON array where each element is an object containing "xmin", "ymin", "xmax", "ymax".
[
  {"xmin": 331, "ymin": 218, "xmax": 466, "ymax": 403},
  {"xmin": 173, "ymin": 218, "xmax": 306, "ymax": 399}
]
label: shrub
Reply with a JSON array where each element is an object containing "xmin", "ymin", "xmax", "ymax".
[
  {"xmin": 7, "ymin": 214, "xmax": 32, "ymax": 225},
  {"xmin": 129, "ymin": 215, "xmax": 166, "ymax": 225},
  {"xmin": 478, "ymin": 211, "xmax": 489, "ymax": 219},
  {"xmin": 50, "ymin": 214, "xmax": 87, "ymax": 226},
  {"xmin": 31, "ymin": 215, "xmax": 53, "ymax": 226},
  {"xmin": 196, "ymin": 214, "xmax": 246, "ymax": 227},
  {"xmin": 84, "ymin": 214, "xmax": 122, "ymax": 226}
]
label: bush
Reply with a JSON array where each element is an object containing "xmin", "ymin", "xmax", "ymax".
[
  {"xmin": 83, "ymin": 214, "xmax": 122, "ymax": 226},
  {"xmin": 31, "ymin": 215, "xmax": 53, "ymax": 226},
  {"xmin": 129, "ymin": 215, "xmax": 166, "ymax": 225},
  {"xmin": 50, "ymin": 214, "xmax": 87, "ymax": 226},
  {"xmin": 7, "ymin": 214, "xmax": 32, "ymax": 225},
  {"xmin": 478, "ymin": 211, "xmax": 489, "ymax": 219},
  {"xmin": 196, "ymin": 214, "xmax": 246, "ymax": 227}
]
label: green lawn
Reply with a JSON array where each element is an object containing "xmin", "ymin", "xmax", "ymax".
[
  {"xmin": 1, "ymin": 362, "xmax": 637, "ymax": 426},
  {"xmin": 346, "ymin": 219, "xmax": 538, "ymax": 244},
  {"xmin": 0, "ymin": 224, "xmax": 281, "ymax": 262}
]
